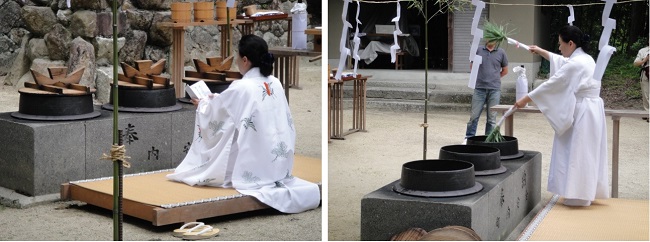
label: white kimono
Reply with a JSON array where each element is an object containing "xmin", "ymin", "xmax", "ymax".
[
  {"xmin": 528, "ymin": 48, "xmax": 609, "ymax": 201},
  {"xmin": 167, "ymin": 67, "xmax": 321, "ymax": 213}
]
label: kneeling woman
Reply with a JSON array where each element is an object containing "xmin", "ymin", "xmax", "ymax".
[{"xmin": 167, "ymin": 35, "xmax": 320, "ymax": 213}]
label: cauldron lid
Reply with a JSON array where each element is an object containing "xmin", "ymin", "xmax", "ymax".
[{"xmin": 392, "ymin": 181, "xmax": 483, "ymax": 198}]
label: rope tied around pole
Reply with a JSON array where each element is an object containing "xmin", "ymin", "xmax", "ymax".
[
  {"xmin": 101, "ymin": 144, "xmax": 131, "ymax": 168},
  {"xmin": 420, "ymin": 123, "xmax": 429, "ymax": 128}
]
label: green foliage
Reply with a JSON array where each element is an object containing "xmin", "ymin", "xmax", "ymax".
[
  {"xmin": 482, "ymin": 21, "xmax": 515, "ymax": 48},
  {"xmin": 485, "ymin": 126, "xmax": 504, "ymax": 143},
  {"xmin": 601, "ymin": 53, "xmax": 642, "ymax": 99},
  {"xmin": 630, "ymin": 37, "xmax": 649, "ymax": 55}
]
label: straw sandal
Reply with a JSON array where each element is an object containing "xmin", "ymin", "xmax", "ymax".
[
  {"xmin": 172, "ymin": 222, "xmax": 204, "ymax": 238},
  {"xmin": 182, "ymin": 225, "xmax": 220, "ymax": 240}
]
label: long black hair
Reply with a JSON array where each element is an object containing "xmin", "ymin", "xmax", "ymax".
[
  {"xmin": 558, "ymin": 25, "xmax": 591, "ymax": 52},
  {"xmin": 238, "ymin": 35, "xmax": 274, "ymax": 77}
]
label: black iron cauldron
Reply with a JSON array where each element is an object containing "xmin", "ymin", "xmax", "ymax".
[
  {"xmin": 393, "ymin": 159, "xmax": 483, "ymax": 197},
  {"xmin": 466, "ymin": 135, "xmax": 524, "ymax": 160},
  {"xmin": 439, "ymin": 145, "xmax": 506, "ymax": 176}
]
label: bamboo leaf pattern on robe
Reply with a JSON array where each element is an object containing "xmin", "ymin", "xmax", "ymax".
[
  {"xmin": 287, "ymin": 112, "xmax": 294, "ymax": 130},
  {"xmin": 260, "ymin": 81, "xmax": 275, "ymax": 101},
  {"xmin": 274, "ymin": 181, "xmax": 286, "ymax": 188},
  {"xmin": 209, "ymin": 120, "xmax": 225, "ymax": 135},
  {"xmin": 285, "ymin": 169, "xmax": 294, "ymax": 180},
  {"xmin": 242, "ymin": 171, "xmax": 261, "ymax": 185},
  {"xmin": 271, "ymin": 141, "xmax": 290, "ymax": 162},
  {"xmin": 198, "ymin": 178, "xmax": 217, "ymax": 184},
  {"xmin": 241, "ymin": 114, "xmax": 257, "ymax": 131}
]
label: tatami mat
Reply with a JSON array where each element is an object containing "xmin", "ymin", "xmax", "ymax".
[
  {"xmin": 71, "ymin": 155, "xmax": 321, "ymax": 207},
  {"xmin": 520, "ymin": 195, "xmax": 649, "ymax": 241}
]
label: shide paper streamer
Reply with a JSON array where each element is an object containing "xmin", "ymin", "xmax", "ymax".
[
  {"xmin": 468, "ymin": 0, "xmax": 485, "ymax": 89},
  {"xmin": 335, "ymin": 0, "xmax": 353, "ymax": 80},
  {"xmin": 352, "ymin": 1, "xmax": 362, "ymax": 75},
  {"xmin": 389, "ymin": 1, "xmax": 402, "ymax": 63}
]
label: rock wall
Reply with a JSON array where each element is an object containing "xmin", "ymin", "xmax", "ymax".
[{"xmin": 0, "ymin": 0, "xmax": 318, "ymax": 104}]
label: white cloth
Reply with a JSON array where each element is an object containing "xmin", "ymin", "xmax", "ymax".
[
  {"xmin": 359, "ymin": 41, "xmax": 391, "ymax": 64},
  {"xmin": 528, "ymin": 48, "xmax": 609, "ymax": 201},
  {"xmin": 167, "ymin": 68, "xmax": 321, "ymax": 213}
]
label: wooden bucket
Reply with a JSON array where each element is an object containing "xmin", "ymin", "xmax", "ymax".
[
  {"xmin": 171, "ymin": 2, "xmax": 192, "ymax": 23},
  {"xmin": 216, "ymin": 1, "xmax": 238, "ymax": 21},
  {"xmin": 193, "ymin": 2, "xmax": 214, "ymax": 22}
]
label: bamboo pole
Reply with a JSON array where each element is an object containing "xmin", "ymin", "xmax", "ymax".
[
  {"xmin": 111, "ymin": 0, "xmax": 123, "ymax": 240},
  {"xmin": 423, "ymin": 0, "xmax": 429, "ymax": 160}
]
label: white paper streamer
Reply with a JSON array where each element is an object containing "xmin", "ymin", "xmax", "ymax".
[
  {"xmin": 468, "ymin": 55, "xmax": 482, "ymax": 89},
  {"xmin": 389, "ymin": 1, "xmax": 402, "ymax": 63},
  {"xmin": 567, "ymin": 5, "xmax": 574, "ymax": 25},
  {"xmin": 470, "ymin": 0, "xmax": 486, "ymax": 36},
  {"xmin": 335, "ymin": 0, "xmax": 353, "ymax": 80},
  {"xmin": 601, "ymin": 0, "xmax": 616, "ymax": 26},
  {"xmin": 507, "ymin": 37, "xmax": 530, "ymax": 51},
  {"xmin": 469, "ymin": 29, "xmax": 483, "ymax": 61},
  {"xmin": 598, "ymin": 18, "xmax": 616, "ymax": 50},
  {"xmin": 226, "ymin": 0, "xmax": 235, "ymax": 8},
  {"xmin": 352, "ymin": 1, "xmax": 362, "ymax": 75},
  {"xmin": 593, "ymin": 45, "xmax": 616, "ymax": 82}
]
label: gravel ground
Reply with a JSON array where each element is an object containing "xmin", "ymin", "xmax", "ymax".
[{"xmin": 0, "ymin": 59, "xmax": 323, "ymax": 241}]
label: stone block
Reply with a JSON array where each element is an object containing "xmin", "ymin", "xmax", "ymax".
[
  {"xmin": 0, "ymin": 112, "xmax": 86, "ymax": 196},
  {"xmin": 171, "ymin": 104, "xmax": 196, "ymax": 168},
  {"xmin": 0, "ymin": 105, "xmax": 198, "ymax": 196},
  {"xmin": 360, "ymin": 151, "xmax": 541, "ymax": 241}
]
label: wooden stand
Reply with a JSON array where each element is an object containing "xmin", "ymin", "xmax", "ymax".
[
  {"xmin": 329, "ymin": 75, "xmax": 370, "ymax": 140},
  {"xmin": 61, "ymin": 155, "xmax": 321, "ymax": 226},
  {"xmin": 268, "ymin": 47, "xmax": 320, "ymax": 103}
]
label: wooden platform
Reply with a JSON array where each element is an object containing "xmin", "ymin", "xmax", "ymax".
[
  {"xmin": 61, "ymin": 155, "xmax": 321, "ymax": 226},
  {"xmin": 519, "ymin": 195, "xmax": 649, "ymax": 241}
]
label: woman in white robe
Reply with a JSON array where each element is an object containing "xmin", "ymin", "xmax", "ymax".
[
  {"xmin": 167, "ymin": 35, "xmax": 321, "ymax": 213},
  {"xmin": 514, "ymin": 26, "xmax": 609, "ymax": 207}
]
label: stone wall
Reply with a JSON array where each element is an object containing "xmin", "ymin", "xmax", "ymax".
[{"xmin": 0, "ymin": 0, "xmax": 318, "ymax": 104}]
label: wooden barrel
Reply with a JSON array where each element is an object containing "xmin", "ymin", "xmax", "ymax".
[
  {"xmin": 216, "ymin": 1, "xmax": 238, "ymax": 21},
  {"xmin": 193, "ymin": 2, "xmax": 214, "ymax": 22},
  {"xmin": 171, "ymin": 2, "xmax": 192, "ymax": 23}
]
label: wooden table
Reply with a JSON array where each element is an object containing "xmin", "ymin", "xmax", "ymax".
[
  {"xmin": 304, "ymin": 28, "xmax": 321, "ymax": 52},
  {"xmin": 159, "ymin": 20, "xmax": 245, "ymax": 97},
  {"xmin": 237, "ymin": 14, "xmax": 292, "ymax": 46},
  {"xmin": 491, "ymin": 104, "xmax": 649, "ymax": 198},
  {"xmin": 268, "ymin": 47, "xmax": 320, "ymax": 103},
  {"xmin": 330, "ymin": 75, "xmax": 370, "ymax": 140}
]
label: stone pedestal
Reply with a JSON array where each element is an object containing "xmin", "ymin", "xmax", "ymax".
[
  {"xmin": 0, "ymin": 104, "xmax": 195, "ymax": 196},
  {"xmin": 360, "ymin": 151, "xmax": 542, "ymax": 241}
]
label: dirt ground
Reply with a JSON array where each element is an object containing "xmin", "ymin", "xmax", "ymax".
[{"xmin": 0, "ymin": 60, "xmax": 323, "ymax": 241}]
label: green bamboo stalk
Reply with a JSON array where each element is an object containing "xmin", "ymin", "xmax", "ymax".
[
  {"xmin": 226, "ymin": 4, "xmax": 231, "ymax": 56},
  {"xmin": 111, "ymin": 0, "xmax": 122, "ymax": 240},
  {"xmin": 423, "ymin": 0, "xmax": 428, "ymax": 160}
]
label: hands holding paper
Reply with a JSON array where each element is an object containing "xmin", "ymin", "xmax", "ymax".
[{"xmin": 191, "ymin": 93, "xmax": 217, "ymax": 108}]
